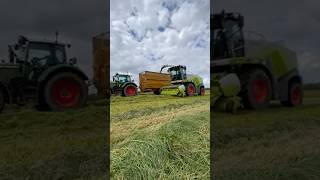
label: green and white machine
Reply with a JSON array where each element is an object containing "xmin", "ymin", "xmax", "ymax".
[
  {"xmin": 110, "ymin": 73, "xmax": 138, "ymax": 96},
  {"xmin": 160, "ymin": 65, "xmax": 205, "ymax": 97},
  {"xmin": 212, "ymin": 11, "xmax": 303, "ymax": 113}
]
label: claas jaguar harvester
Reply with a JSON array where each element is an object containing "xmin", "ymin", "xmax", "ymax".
[
  {"xmin": 211, "ymin": 11, "xmax": 303, "ymax": 113},
  {"xmin": 139, "ymin": 65, "xmax": 205, "ymax": 97},
  {"xmin": 0, "ymin": 36, "xmax": 88, "ymax": 112}
]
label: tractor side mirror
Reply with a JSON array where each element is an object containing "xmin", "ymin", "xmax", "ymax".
[{"xmin": 69, "ymin": 57, "xmax": 77, "ymax": 65}]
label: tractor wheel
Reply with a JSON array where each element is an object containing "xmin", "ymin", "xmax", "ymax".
[
  {"xmin": 281, "ymin": 81, "xmax": 303, "ymax": 107},
  {"xmin": 44, "ymin": 72, "xmax": 88, "ymax": 111},
  {"xmin": 186, "ymin": 83, "xmax": 196, "ymax": 96},
  {"xmin": 200, "ymin": 87, "xmax": 205, "ymax": 96},
  {"xmin": 122, "ymin": 84, "xmax": 137, "ymax": 96},
  {"xmin": 0, "ymin": 88, "xmax": 5, "ymax": 113},
  {"xmin": 240, "ymin": 69, "xmax": 271, "ymax": 109}
]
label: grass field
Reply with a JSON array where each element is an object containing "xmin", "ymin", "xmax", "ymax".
[
  {"xmin": 0, "ymin": 97, "xmax": 107, "ymax": 179},
  {"xmin": 214, "ymin": 89, "xmax": 320, "ymax": 180},
  {"xmin": 110, "ymin": 92, "xmax": 210, "ymax": 179}
]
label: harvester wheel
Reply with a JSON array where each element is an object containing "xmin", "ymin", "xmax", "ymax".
[
  {"xmin": 123, "ymin": 84, "xmax": 137, "ymax": 96},
  {"xmin": 44, "ymin": 72, "xmax": 88, "ymax": 111},
  {"xmin": 0, "ymin": 88, "xmax": 5, "ymax": 113},
  {"xmin": 240, "ymin": 69, "xmax": 271, "ymax": 109},
  {"xmin": 186, "ymin": 83, "xmax": 196, "ymax": 96},
  {"xmin": 154, "ymin": 89, "xmax": 161, "ymax": 95},
  {"xmin": 282, "ymin": 81, "xmax": 303, "ymax": 107},
  {"xmin": 200, "ymin": 87, "xmax": 205, "ymax": 96}
]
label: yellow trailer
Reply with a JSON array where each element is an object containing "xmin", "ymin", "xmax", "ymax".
[
  {"xmin": 139, "ymin": 71, "xmax": 171, "ymax": 94},
  {"xmin": 92, "ymin": 32, "xmax": 109, "ymax": 96}
]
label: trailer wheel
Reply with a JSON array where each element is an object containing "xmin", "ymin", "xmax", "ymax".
[
  {"xmin": 0, "ymin": 88, "xmax": 5, "ymax": 113},
  {"xmin": 44, "ymin": 72, "xmax": 88, "ymax": 111},
  {"xmin": 240, "ymin": 69, "xmax": 271, "ymax": 109},
  {"xmin": 282, "ymin": 81, "xmax": 303, "ymax": 107},
  {"xmin": 186, "ymin": 83, "xmax": 196, "ymax": 96},
  {"xmin": 200, "ymin": 87, "xmax": 205, "ymax": 96},
  {"xmin": 123, "ymin": 84, "xmax": 137, "ymax": 96},
  {"xmin": 154, "ymin": 89, "xmax": 161, "ymax": 95}
]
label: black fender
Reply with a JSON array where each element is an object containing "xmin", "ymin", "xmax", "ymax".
[
  {"xmin": 0, "ymin": 82, "xmax": 12, "ymax": 104},
  {"xmin": 121, "ymin": 82, "xmax": 138, "ymax": 89}
]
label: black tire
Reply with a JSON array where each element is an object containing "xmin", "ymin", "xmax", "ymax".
[
  {"xmin": 239, "ymin": 69, "xmax": 271, "ymax": 109},
  {"xmin": 185, "ymin": 83, "xmax": 196, "ymax": 96},
  {"xmin": 44, "ymin": 72, "xmax": 88, "ymax": 111},
  {"xmin": 122, "ymin": 84, "xmax": 137, "ymax": 96},
  {"xmin": 154, "ymin": 89, "xmax": 161, "ymax": 95},
  {"xmin": 0, "ymin": 88, "xmax": 5, "ymax": 113},
  {"xmin": 281, "ymin": 81, "xmax": 303, "ymax": 107}
]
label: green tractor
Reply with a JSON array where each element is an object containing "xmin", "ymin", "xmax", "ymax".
[
  {"xmin": 212, "ymin": 11, "xmax": 303, "ymax": 112},
  {"xmin": 0, "ymin": 36, "xmax": 88, "ymax": 112},
  {"xmin": 110, "ymin": 73, "xmax": 138, "ymax": 96},
  {"xmin": 160, "ymin": 65, "xmax": 206, "ymax": 97}
]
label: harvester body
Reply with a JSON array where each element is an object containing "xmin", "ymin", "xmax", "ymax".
[{"xmin": 212, "ymin": 11, "xmax": 303, "ymax": 112}]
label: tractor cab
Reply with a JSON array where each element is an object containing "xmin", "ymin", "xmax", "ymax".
[
  {"xmin": 160, "ymin": 65, "xmax": 187, "ymax": 81},
  {"xmin": 8, "ymin": 36, "xmax": 76, "ymax": 79},
  {"xmin": 112, "ymin": 73, "xmax": 133, "ymax": 84},
  {"xmin": 212, "ymin": 11, "xmax": 245, "ymax": 60}
]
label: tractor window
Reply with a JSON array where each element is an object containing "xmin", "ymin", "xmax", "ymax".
[
  {"xmin": 55, "ymin": 46, "xmax": 66, "ymax": 63},
  {"xmin": 28, "ymin": 46, "xmax": 52, "ymax": 67},
  {"xmin": 118, "ymin": 75, "xmax": 129, "ymax": 83},
  {"xmin": 169, "ymin": 69, "xmax": 182, "ymax": 81}
]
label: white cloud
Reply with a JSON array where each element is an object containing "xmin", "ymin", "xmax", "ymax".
[{"xmin": 110, "ymin": 0, "xmax": 210, "ymax": 88}]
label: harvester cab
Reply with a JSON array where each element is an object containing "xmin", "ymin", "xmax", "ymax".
[
  {"xmin": 211, "ymin": 11, "xmax": 303, "ymax": 113},
  {"xmin": 110, "ymin": 73, "xmax": 137, "ymax": 97},
  {"xmin": 160, "ymin": 65, "xmax": 187, "ymax": 81}
]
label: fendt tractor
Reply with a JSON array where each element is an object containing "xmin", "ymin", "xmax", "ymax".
[
  {"xmin": 110, "ymin": 73, "xmax": 138, "ymax": 96},
  {"xmin": 211, "ymin": 11, "xmax": 303, "ymax": 113},
  {"xmin": 0, "ymin": 36, "xmax": 88, "ymax": 112},
  {"xmin": 140, "ymin": 65, "xmax": 205, "ymax": 97}
]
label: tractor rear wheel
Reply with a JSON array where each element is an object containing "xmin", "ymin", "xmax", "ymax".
[
  {"xmin": 200, "ymin": 87, "xmax": 205, "ymax": 96},
  {"xmin": 44, "ymin": 72, "xmax": 88, "ymax": 111},
  {"xmin": 0, "ymin": 88, "xmax": 5, "ymax": 113},
  {"xmin": 123, "ymin": 84, "xmax": 137, "ymax": 96},
  {"xmin": 281, "ymin": 81, "xmax": 303, "ymax": 107},
  {"xmin": 240, "ymin": 69, "xmax": 271, "ymax": 109},
  {"xmin": 186, "ymin": 83, "xmax": 196, "ymax": 96}
]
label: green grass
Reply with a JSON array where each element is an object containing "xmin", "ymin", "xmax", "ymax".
[
  {"xmin": 111, "ymin": 92, "xmax": 210, "ymax": 179},
  {"xmin": 0, "ymin": 98, "xmax": 107, "ymax": 179},
  {"xmin": 213, "ymin": 89, "xmax": 320, "ymax": 180}
]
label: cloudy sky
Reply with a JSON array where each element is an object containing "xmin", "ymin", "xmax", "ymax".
[
  {"xmin": 0, "ymin": 0, "xmax": 107, "ymax": 79},
  {"xmin": 214, "ymin": 0, "xmax": 320, "ymax": 83},
  {"xmin": 110, "ymin": 0, "xmax": 210, "ymax": 87}
]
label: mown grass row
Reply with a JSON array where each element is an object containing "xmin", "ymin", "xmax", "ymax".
[
  {"xmin": 213, "ymin": 90, "xmax": 320, "ymax": 180},
  {"xmin": 0, "ymin": 99, "xmax": 108, "ymax": 179},
  {"xmin": 111, "ymin": 94, "xmax": 210, "ymax": 179}
]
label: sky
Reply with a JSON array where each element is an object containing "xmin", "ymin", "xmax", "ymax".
[
  {"xmin": 0, "ymin": 0, "xmax": 107, "ymax": 79},
  {"xmin": 110, "ymin": 0, "xmax": 210, "ymax": 88},
  {"xmin": 214, "ymin": 0, "xmax": 320, "ymax": 83}
]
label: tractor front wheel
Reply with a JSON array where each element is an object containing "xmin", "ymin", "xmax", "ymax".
[
  {"xmin": 186, "ymin": 83, "xmax": 196, "ymax": 96},
  {"xmin": 44, "ymin": 72, "xmax": 88, "ymax": 111},
  {"xmin": 123, "ymin": 84, "xmax": 137, "ymax": 96},
  {"xmin": 0, "ymin": 88, "xmax": 5, "ymax": 113}
]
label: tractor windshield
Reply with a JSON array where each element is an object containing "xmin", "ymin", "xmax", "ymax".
[
  {"xmin": 28, "ymin": 43, "xmax": 66, "ymax": 67},
  {"xmin": 118, "ymin": 75, "xmax": 131, "ymax": 83},
  {"xmin": 168, "ymin": 66, "xmax": 186, "ymax": 81}
]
